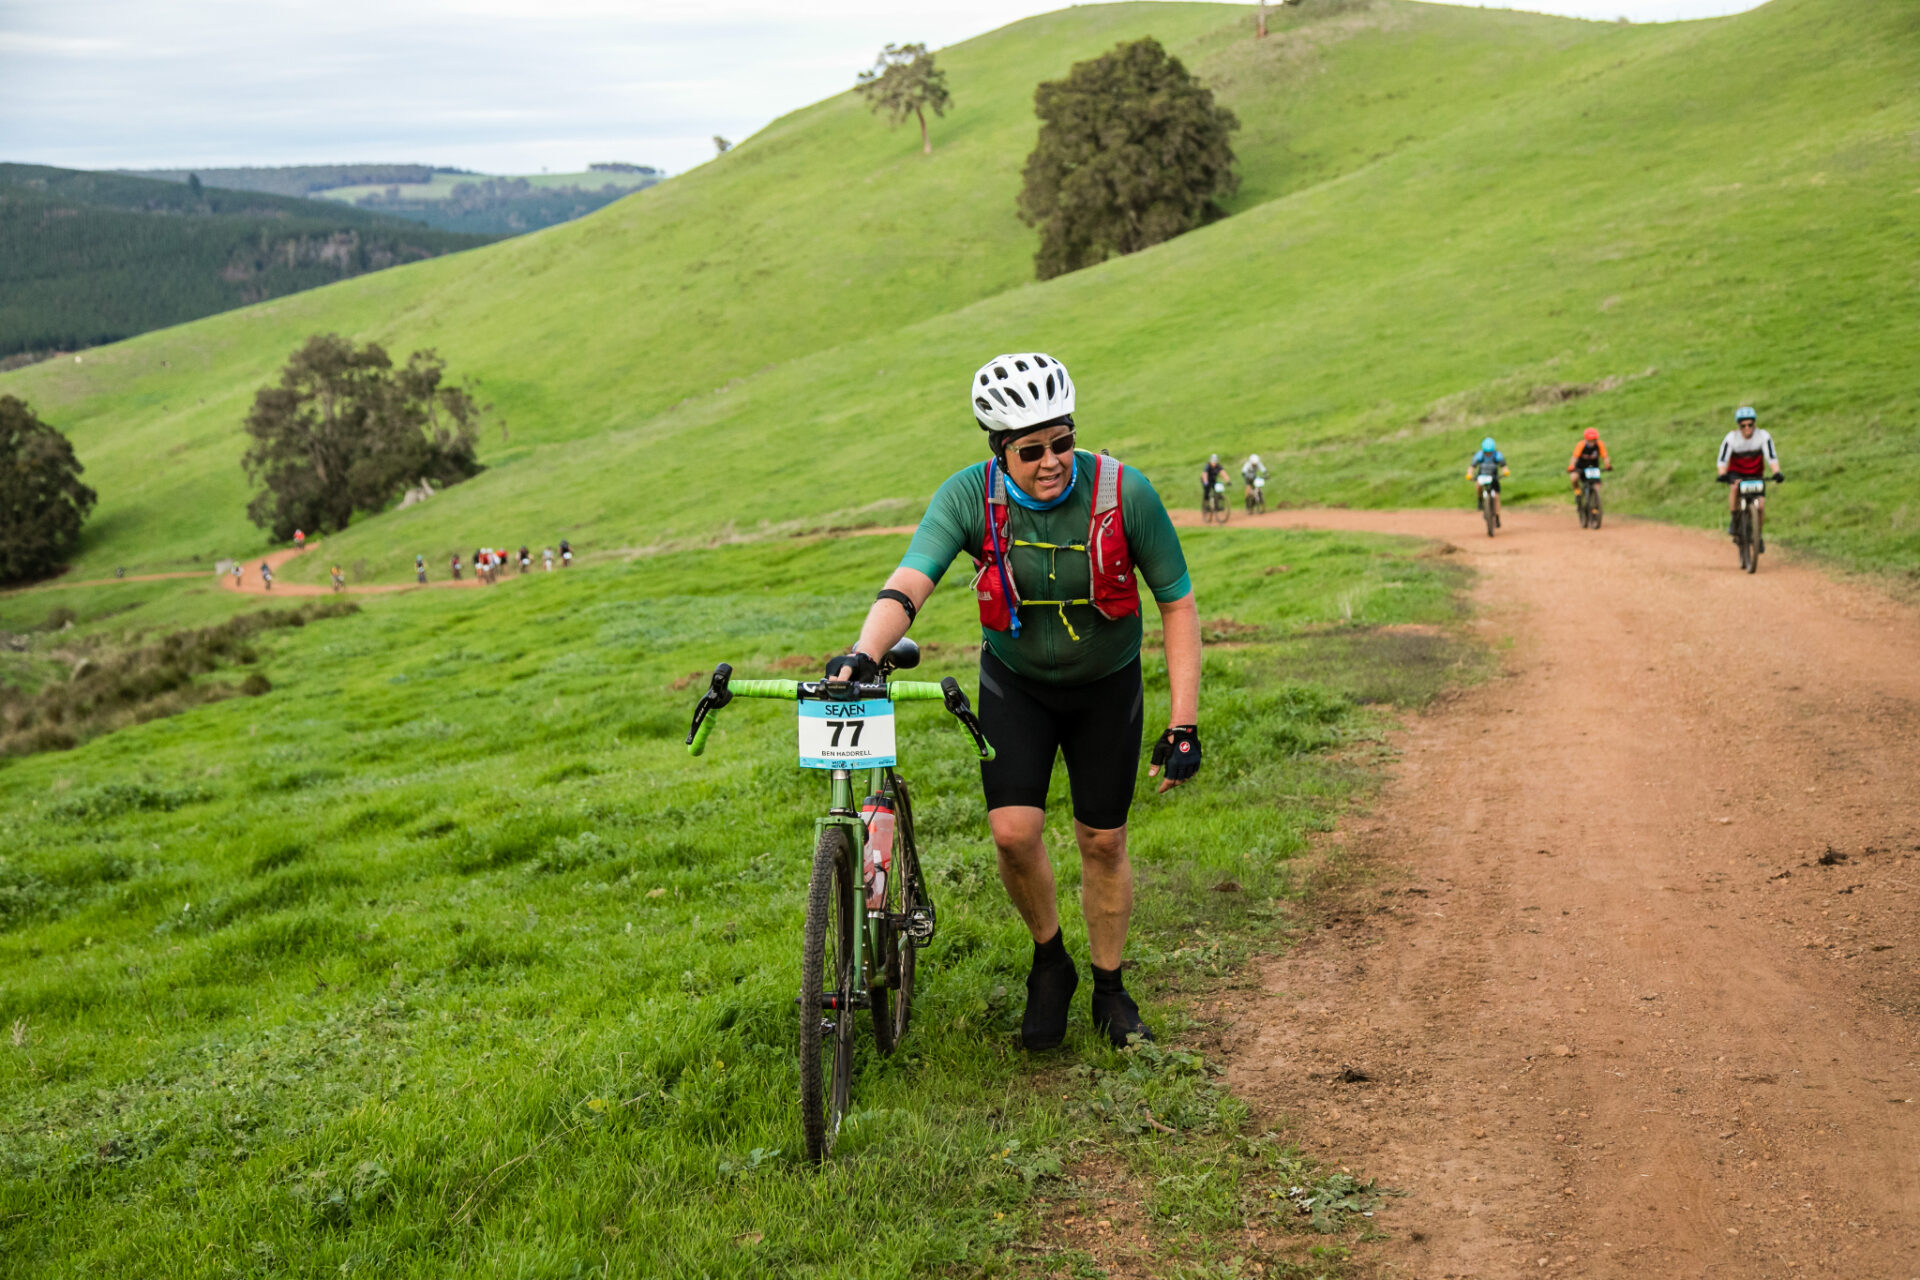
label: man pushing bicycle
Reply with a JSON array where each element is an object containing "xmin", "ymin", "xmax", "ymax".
[{"xmin": 826, "ymin": 353, "xmax": 1203, "ymax": 1052}]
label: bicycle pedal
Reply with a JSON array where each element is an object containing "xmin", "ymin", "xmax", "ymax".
[{"xmin": 903, "ymin": 906, "xmax": 937, "ymax": 944}]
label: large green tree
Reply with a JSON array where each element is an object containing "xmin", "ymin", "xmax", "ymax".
[
  {"xmin": 0, "ymin": 395, "xmax": 97, "ymax": 584},
  {"xmin": 1016, "ymin": 37, "xmax": 1240, "ymax": 280},
  {"xmin": 855, "ymin": 43, "xmax": 953, "ymax": 155},
  {"xmin": 241, "ymin": 334, "xmax": 482, "ymax": 541}
]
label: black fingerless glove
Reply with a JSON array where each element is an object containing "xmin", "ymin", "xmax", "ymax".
[
  {"xmin": 824, "ymin": 651, "xmax": 879, "ymax": 684},
  {"xmin": 1716, "ymin": 473, "xmax": 1735, "ymax": 484},
  {"xmin": 1771, "ymin": 472, "xmax": 1786, "ymax": 483},
  {"xmin": 1150, "ymin": 725, "xmax": 1202, "ymax": 782}
]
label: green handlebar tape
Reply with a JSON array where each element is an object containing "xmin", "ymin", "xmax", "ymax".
[
  {"xmin": 887, "ymin": 682, "xmax": 946, "ymax": 701},
  {"xmin": 688, "ymin": 715, "xmax": 717, "ymax": 756},
  {"xmin": 728, "ymin": 680, "xmax": 801, "ymax": 699}
]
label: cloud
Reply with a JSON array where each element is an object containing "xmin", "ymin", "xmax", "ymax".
[{"xmin": 0, "ymin": 0, "xmax": 1765, "ymax": 175}]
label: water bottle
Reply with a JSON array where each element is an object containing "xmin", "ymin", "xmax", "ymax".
[{"xmin": 860, "ymin": 794, "xmax": 895, "ymax": 910}]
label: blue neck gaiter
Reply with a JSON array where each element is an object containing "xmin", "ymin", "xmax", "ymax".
[{"xmin": 1003, "ymin": 456, "xmax": 1078, "ymax": 512}]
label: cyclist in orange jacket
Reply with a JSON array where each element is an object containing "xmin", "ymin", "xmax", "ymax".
[{"xmin": 1567, "ymin": 428, "xmax": 1612, "ymax": 496}]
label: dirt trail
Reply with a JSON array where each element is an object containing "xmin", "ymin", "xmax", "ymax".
[{"xmin": 1207, "ymin": 507, "xmax": 1920, "ymax": 1279}]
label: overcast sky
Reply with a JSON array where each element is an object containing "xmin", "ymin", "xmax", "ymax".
[{"xmin": 0, "ymin": 0, "xmax": 1764, "ymax": 177}]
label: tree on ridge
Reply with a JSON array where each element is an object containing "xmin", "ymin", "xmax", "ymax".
[
  {"xmin": 856, "ymin": 43, "xmax": 953, "ymax": 156},
  {"xmin": 1016, "ymin": 37, "xmax": 1240, "ymax": 281}
]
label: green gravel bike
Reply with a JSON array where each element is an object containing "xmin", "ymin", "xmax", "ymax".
[{"xmin": 684, "ymin": 638, "xmax": 993, "ymax": 1162}]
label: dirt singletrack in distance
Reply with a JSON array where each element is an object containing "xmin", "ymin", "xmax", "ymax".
[
  {"xmin": 221, "ymin": 546, "xmax": 487, "ymax": 596},
  {"xmin": 1194, "ymin": 507, "xmax": 1920, "ymax": 1279}
]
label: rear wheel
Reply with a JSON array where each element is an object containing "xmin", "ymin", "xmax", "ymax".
[{"xmin": 800, "ymin": 825, "xmax": 856, "ymax": 1163}]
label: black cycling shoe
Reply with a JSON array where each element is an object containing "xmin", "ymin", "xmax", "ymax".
[
  {"xmin": 1089, "ymin": 969, "xmax": 1154, "ymax": 1048},
  {"xmin": 1020, "ymin": 952, "xmax": 1079, "ymax": 1051}
]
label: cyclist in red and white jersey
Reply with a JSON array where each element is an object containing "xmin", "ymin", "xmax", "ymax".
[{"xmin": 1716, "ymin": 407, "xmax": 1784, "ymax": 538}]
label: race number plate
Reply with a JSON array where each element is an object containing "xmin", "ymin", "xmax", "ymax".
[
  {"xmin": 1739, "ymin": 479, "xmax": 1766, "ymax": 494},
  {"xmin": 1476, "ymin": 473, "xmax": 1496, "ymax": 486},
  {"xmin": 798, "ymin": 699, "xmax": 896, "ymax": 770},
  {"xmin": 1584, "ymin": 467, "xmax": 1603, "ymax": 480}
]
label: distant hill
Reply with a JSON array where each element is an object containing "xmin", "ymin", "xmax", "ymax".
[
  {"xmin": 0, "ymin": 164, "xmax": 491, "ymax": 364},
  {"xmin": 4, "ymin": 0, "xmax": 1916, "ymax": 580},
  {"xmin": 128, "ymin": 164, "xmax": 665, "ymax": 235}
]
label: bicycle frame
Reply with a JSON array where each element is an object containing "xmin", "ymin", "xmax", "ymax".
[{"xmin": 685, "ymin": 667, "xmax": 993, "ymax": 1003}]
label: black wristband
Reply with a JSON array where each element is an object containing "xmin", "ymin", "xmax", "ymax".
[{"xmin": 876, "ymin": 588, "xmax": 917, "ymax": 625}]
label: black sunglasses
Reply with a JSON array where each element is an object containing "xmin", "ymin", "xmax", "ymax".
[{"xmin": 1010, "ymin": 431, "xmax": 1075, "ymax": 465}]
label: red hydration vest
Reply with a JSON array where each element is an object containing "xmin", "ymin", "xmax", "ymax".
[{"xmin": 972, "ymin": 452, "xmax": 1140, "ymax": 638}]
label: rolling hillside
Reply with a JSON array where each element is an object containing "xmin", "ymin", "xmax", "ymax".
[
  {"xmin": 0, "ymin": 166, "xmax": 491, "ymax": 364},
  {"xmin": 1, "ymin": 0, "xmax": 1915, "ymax": 583}
]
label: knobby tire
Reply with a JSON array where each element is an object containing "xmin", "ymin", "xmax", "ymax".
[
  {"xmin": 1749, "ymin": 503, "xmax": 1763, "ymax": 574},
  {"xmin": 1483, "ymin": 493, "xmax": 1498, "ymax": 538},
  {"xmin": 800, "ymin": 825, "xmax": 856, "ymax": 1163}
]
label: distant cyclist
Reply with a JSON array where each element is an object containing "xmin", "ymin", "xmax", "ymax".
[
  {"xmin": 292, "ymin": 529, "xmax": 306, "ymax": 554},
  {"xmin": 1200, "ymin": 453, "xmax": 1227, "ymax": 513},
  {"xmin": 1716, "ymin": 407, "xmax": 1784, "ymax": 540},
  {"xmin": 1567, "ymin": 428, "xmax": 1612, "ymax": 496},
  {"xmin": 1468, "ymin": 437, "xmax": 1510, "ymax": 526},
  {"xmin": 415, "ymin": 554, "xmax": 427, "ymax": 585},
  {"xmin": 1240, "ymin": 453, "xmax": 1267, "ymax": 504},
  {"xmin": 259, "ymin": 560, "xmax": 273, "ymax": 591},
  {"xmin": 543, "ymin": 546, "xmax": 555, "ymax": 572},
  {"xmin": 451, "ymin": 553, "xmax": 463, "ymax": 581},
  {"xmin": 519, "ymin": 545, "xmax": 531, "ymax": 574},
  {"xmin": 329, "ymin": 565, "xmax": 345, "ymax": 592},
  {"xmin": 229, "ymin": 562, "xmax": 243, "ymax": 588},
  {"xmin": 560, "ymin": 539, "xmax": 573, "ymax": 568}
]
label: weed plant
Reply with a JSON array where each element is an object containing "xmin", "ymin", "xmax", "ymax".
[
  {"xmin": 0, "ymin": 528, "xmax": 1478, "ymax": 1276},
  {"xmin": 0, "ymin": 602, "xmax": 356, "ymax": 757}
]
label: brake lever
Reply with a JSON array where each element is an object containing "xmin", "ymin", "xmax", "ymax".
[
  {"xmin": 940, "ymin": 676, "xmax": 995, "ymax": 761},
  {"xmin": 684, "ymin": 663, "xmax": 734, "ymax": 746}
]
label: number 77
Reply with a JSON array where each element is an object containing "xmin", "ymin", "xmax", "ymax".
[{"xmin": 825, "ymin": 720, "xmax": 866, "ymax": 748}]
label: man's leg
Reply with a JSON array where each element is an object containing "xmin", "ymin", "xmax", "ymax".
[
  {"xmin": 978, "ymin": 654, "xmax": 1077, "ymax": 1050},
  {"xmin": 989, "ymin": 806, "xmax": 1059, "ymax": 944},
  {"xmin": 1059, "ymin": 660, "xmax": 1151, "ymax": 1045},
  {"xmin": 1073, "ymin": 821, "xmax": 1132, "ymax": 970}
]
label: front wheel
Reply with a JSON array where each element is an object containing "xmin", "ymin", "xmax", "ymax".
[
  {"xmin": 1748, "ymin": 504, "xmax": 1763, "ymax": 574},
  {"xmin": 1482, "ymin": 493, "xmax": 1498, "ymax": 538},
  {"xmin": 800, "ymin": 825, "xmax": 857, "ymax": 1163},
  {"xmin": 1589, "ymin": 486, "xmax": 1602, "ymax": 530}
]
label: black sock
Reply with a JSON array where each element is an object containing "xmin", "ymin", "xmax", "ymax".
[
  {"xmin": 1089, "ymin": 964, "xmax": 1153, "ymax": 1046},
  {"xmin": 1021, "ymin": 931, "xmax": 1077, "ymax": 1051},
  {"xmin": 1033, "ymin": 928, "xmax": 1069, "ymax": 968}
]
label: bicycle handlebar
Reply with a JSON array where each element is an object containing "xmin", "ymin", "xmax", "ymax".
[{"xmin": 684, "ymin": 665, "xmax": 993, "ymax": 761}]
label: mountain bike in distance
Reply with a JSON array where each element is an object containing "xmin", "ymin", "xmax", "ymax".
[
  {"xmin": 1244, "ymin": 476, "xmax": 1267, "ymax": 516},
  {"xmin": 684, "ymin": 638, "xmax": 992, "ymax": 1162},
  {"xmin": 1577, "ymin": 466, "xmax": 1606, "ymax": 530},
  {"xmin": 1729, "ymin": 475, "xmax": 1778, "ymax": 573},
  {"xmin": 1475, "ymin": 473, "xmax": 1500, "ymax": 537},
  {"xmin": 1202, "ymin": 480, "xmax": 1229, "ymax": 524}
]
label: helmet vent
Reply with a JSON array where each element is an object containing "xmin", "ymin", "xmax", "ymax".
[
  {"xmin": 1015, "ymin": 359, "xmax": 1029, "ymax": 371},
  {"xmin": 988, "ymin": 387, "xmax": 1009, "ymax": 408},
  {"xmin": 1044, "ymin": 374, "xmax": 1054, "ymax": 399},
  {"xmin": 992, "ymin": 364, "xmax": 1009, "ymax": 381},
  {"xmin": 975, "ymin": 397, "xmax": 993, "ymax": 415},
  {"xmin": 1004, "ymin": 387, "xmax": 1027, "ymax": 408}
]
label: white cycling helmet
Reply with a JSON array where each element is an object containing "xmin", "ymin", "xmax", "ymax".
[
  {"xmin": 1248, "ymin": 453, "xmax": 1262, "ymax": 465},
  {"xmin": 971, "ymin": 353, "xmax": 1074, "ymax": 434}
]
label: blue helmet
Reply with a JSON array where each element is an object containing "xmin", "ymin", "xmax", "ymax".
[
  {"xmin": 1480, "ymin": 437, "xmax": 1497, "ymax": 452},
  {"xmin": 1735, "ymin": 406, "xmax": 1756, "ymax": 422}
]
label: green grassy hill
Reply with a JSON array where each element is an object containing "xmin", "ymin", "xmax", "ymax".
[
  {"xmin": 1, "ymin": 0, "xmax": 1914, "ymax": 579},
  {"xmin": 0, "ymin": 166, "xmax": 491, "ymax": 364}
]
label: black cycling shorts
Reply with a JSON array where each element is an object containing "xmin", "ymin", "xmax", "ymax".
[{"xmin": 977, "ymin": 649, "xmax": 1145, "ymax": 830}]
